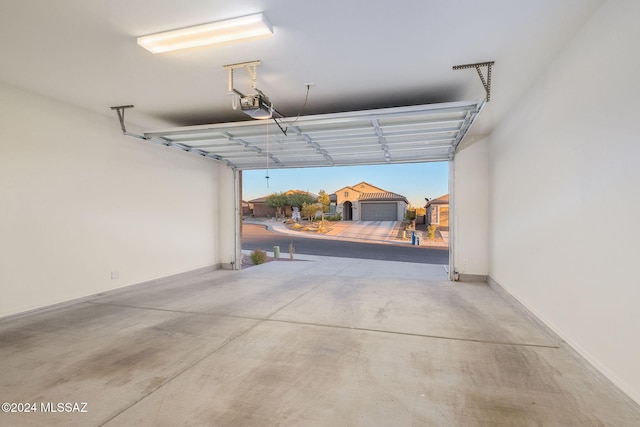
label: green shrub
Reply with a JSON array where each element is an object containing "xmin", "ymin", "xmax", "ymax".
[
  {"xmin": 324, "ymin": 214, "xmax": 342, "ymax": 221},
  {"xmin": 427, "ymin": 225, "xmax": 437, "ymax": 240},
  {"xmin": 250, "ymin": 248, "xmax": 267, "ymax": 265}
]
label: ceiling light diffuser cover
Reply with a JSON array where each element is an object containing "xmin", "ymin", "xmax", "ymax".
[{"xmin": 137, "ymin": 13, "xmax": 273, "ymax": 53}]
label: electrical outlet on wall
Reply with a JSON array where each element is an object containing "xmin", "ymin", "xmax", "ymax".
[{"xmin": 111, "ymin": 271, "xmax": 119, "ymax": 280}]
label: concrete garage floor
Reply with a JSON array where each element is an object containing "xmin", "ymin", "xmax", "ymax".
[{"xmin": 1, "ymin": 256, "xmax": 639, "ymax": 426}]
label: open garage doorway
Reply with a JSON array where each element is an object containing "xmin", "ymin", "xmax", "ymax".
[
  {"xmin": 140, "ymin": 100, "xmax": 486, "ymax": 279},
  {"xmin": 240, "ymin": 162, "xmax": 451, "ymax": 269}
]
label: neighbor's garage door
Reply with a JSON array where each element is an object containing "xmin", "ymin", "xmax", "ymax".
[{"xmin": 360, "ymin": 203, "xmax": 397, "ymax": 221}]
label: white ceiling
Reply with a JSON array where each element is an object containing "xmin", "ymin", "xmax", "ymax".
[{"xmin": 1, "ymin": 0, "xmax": 603, "ymax": 150}]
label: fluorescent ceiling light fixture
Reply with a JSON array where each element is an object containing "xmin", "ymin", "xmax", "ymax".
[{"xmin": 137, "ymin": 13, "xmax": 273, "ymax": 53}]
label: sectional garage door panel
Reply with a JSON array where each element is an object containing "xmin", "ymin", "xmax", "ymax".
[
  {"xmin": 361, "ymin": 203, "xmax": 397, "ymax": 221},
  {"xmin": 142, "ymin": 100, "xmax": 485, "ymax": 170}
]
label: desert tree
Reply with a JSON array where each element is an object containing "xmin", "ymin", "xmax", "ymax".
[
  {"xmin": 265, "ymin": 192, "xmax": 289, "ymax": 220},
  {"xmin": 287, "ymin": 192, "xmax": 316, "ymax": 209},
  {"xmin": 317, "ymin": 189, "xmax": 331, "ymax": 225},
  {"xmin": 301, "ymin": 202, "xmax": 321, "ymax": 223}
]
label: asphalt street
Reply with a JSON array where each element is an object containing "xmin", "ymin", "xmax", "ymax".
[{"xmin": 241, "ymin": 223, "xmax": 449, "ymax": 265}]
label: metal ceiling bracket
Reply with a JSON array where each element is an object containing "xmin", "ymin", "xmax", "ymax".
[
  {"xmin": 453, "ymin": 61, "xmax": 495, "ymax": 101},
  {"xmin": 110, "ymin": 105, "xmax": 133, "ymax": 133},
  {"xmin": 224, "ymin": 60, "xmax": 261, "ymax": 95},
  {"xmin": 110, "ymin": 105, "xmax": 147, "ymax": 140}
]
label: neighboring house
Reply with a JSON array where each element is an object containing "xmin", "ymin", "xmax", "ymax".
[
  {"xmin": 248, "ymin": 190, "xmax": 318, "ymax": 218},
  {"xmin": 425, "ymin": 194, "xmax": 449, "ymax": 228},
  {"xmin": 247, "ymin": 195, "xmax": 275, "ymax": 218},
  {"xmin": 241, "ymin": 200, "xmax": 251, "ymax": 216},
  {"xmin": 332, "ymin": 182, "xmax": 408, "ymax": 221}
]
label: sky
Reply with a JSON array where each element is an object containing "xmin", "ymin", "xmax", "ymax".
[{"xmin": 242, "ymin": 161, "xmax": 449, "ymax": 207}]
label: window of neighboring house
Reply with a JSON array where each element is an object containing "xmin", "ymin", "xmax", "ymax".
[
  {"xmin": 432, "ymin": 206, "xmax": 440, "ymax": 224},
  {"xmin": 344, "ymin": 191, "xmax": 349, "ymax": 198}
]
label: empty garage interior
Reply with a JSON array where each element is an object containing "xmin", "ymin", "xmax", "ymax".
[{"xmin": 1, "ymin": 0, "xmax": 640, "ymax": 425}]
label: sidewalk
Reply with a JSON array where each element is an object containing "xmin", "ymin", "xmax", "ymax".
[{"xmin": 244, "ymin": 218, "xmax": 448, "ymax": 248}]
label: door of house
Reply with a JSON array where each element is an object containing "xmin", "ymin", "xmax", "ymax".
[{"xmin": 343, "ymin": 201, "xmax": 353, "ymax": 221}]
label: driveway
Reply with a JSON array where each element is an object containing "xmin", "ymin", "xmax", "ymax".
[{"xmin": 324, "ymin": 220, "xmax": 402, "ymax": 242}]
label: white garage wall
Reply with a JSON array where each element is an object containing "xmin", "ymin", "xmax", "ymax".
[
  {"xmin": 0, "ymin": 82, "xmax": 232, "ymax": 318},
  {"xmin": 488, "ymin": 0, "xmax": 640, "ymax": 403},
  {"xmin": 453, "ymin": 138, "xmax": 490, "ymax": 279}
]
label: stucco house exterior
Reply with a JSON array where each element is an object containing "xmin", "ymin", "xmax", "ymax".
[
  {"xmin": 425, "ymin": 194, "xmax": 449, "ymax": 228},
  {"xmin": 332, "ymin": 182, "xmax": 408, "ymax": 221},
  {"xmin": 241, "ymin": 200, "xmax": 251, "ymax": 216},
  {"xmin": 247, "ymin": 195, "xmax": 275, "ymax": 218}
]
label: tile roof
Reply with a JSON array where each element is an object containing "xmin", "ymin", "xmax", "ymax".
[
  {"xmin": 425, "ymin": 194, "xmax": 449, "ymax": 206},
  {"xmin": 359, "ymin": 192, "xmax": 408, "ymax": 203}
]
